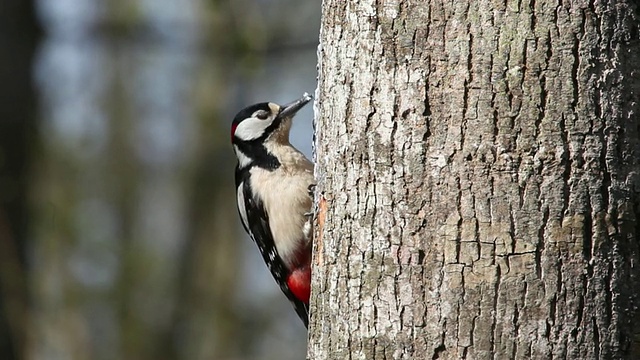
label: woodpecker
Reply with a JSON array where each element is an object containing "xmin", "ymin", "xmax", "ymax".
[{"xmin": 231, "ymin": 93, "xmax": 314, "ymax": 327}]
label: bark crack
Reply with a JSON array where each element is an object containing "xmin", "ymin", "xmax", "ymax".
[
  {"xmin": 491, "ymin": 264, "xmax": 501, "ymax": 360},
  {"xmin": 584, "ymin": 190, "xmax": 594, "ymax": 275},
  {"xmin": 536, "ymin": 205, "xmax": 549, "ymax": 279}
]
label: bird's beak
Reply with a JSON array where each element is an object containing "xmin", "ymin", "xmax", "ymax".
[{"xmin": 278, "ymin": 92, "xmax": 313, "ymax": 119}]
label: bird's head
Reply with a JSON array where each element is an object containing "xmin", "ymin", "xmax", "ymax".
[
  {"xmin": 231, "ymin": 93, "xmax": 312, "ymax": 168},
  {"xmin": 231, "ymin": 93, "xmax": 312, "ymax": 145}
]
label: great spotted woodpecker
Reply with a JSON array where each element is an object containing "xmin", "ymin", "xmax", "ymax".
[{"xmin": 231, "ymin": 93, "xmax": 314, "ymax": 327}]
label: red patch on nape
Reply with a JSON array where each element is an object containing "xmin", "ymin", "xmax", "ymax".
[
  {"xmin": 287, "ymin": 265, "xmax": 311, "ymax": 304},
  {"xmin": 231, "ymin": 123, "xmax": 238, "ymax": 141}
]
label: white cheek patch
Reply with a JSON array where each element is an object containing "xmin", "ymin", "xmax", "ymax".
[{"xmin": 234, "ymin": 117, "xmax": 273, "ymax": 141}]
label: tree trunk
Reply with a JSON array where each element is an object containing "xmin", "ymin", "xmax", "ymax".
[
  {"xmin": 309, "ymin": 1, "xmax": 640, "ymax": 359},
  {"xmin": 0, "ymin": 0, "xmax": 40, "ymax": 358}
]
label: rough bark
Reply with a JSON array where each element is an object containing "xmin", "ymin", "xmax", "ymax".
[{"xmin": 309, "ymin": 1, "xmax": 640, "ymax": 359}]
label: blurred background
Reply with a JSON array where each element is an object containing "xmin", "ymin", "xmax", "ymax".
[{"xmin": 0, "ymin": 0, "xmax": 319, "ymax": 359}]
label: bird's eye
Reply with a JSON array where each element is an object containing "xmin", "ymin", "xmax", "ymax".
[{"xmin": 254, "ymin": 110, "xmax": 269, "ymax": 120}]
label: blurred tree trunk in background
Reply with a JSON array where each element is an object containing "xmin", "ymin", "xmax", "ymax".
[
  {"xmin": 27, "ymin": 1, "xmax": 245, "ymax": 359},
  {"xmin": 310, "ymin": 0, "xmax": 640, "ymax": 359},
  {"xmin": 0, "ymin": 0, "xmax": 40, "ymax": 359},
  {"xmin": 25, "ymin": 0, "xmax": 318, "ymax": 359}
]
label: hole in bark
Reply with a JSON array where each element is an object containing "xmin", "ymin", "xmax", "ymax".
[
  {"xmin": 422, "ymin": 128, "xmax": 431, "ymax": 142},
  {"xmin": 418, "ymin": 249, "xmax": 425, "ymax": 264},
  {"xmin": 432, "ymin": 344, "xmax": 446, "ymax": 359}
]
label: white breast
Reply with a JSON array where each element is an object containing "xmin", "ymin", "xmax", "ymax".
[{"xmin": 249, "ymin": 147, "xmax": 314, "ymax": 269}]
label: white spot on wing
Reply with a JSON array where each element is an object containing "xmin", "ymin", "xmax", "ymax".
[
  {"xmin": 236, "ymin": 182, "xmax": 249, "ymax": 230},
  {"xmin": 234, "ymin": 145, "xmax": 253, "ymax": 168}
]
